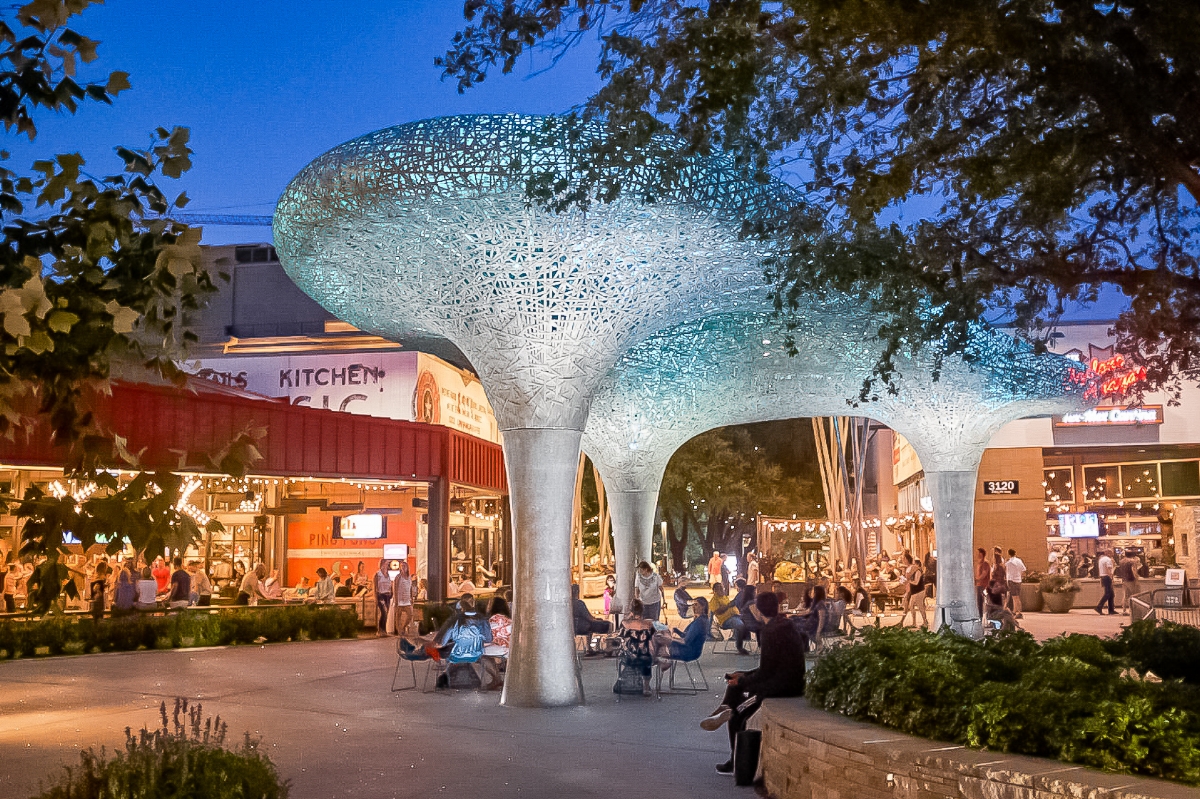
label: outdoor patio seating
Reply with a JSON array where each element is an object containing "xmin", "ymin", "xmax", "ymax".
[{"xmin": 391, "ymin": 637, "xmax": 435, "ymax": 692}]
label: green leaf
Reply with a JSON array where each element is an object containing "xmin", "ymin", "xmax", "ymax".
[
  {"xmin": 46, "ymin": 309, "xmax": 79, "ymax": 333},
  {"xmin": 106, "ymin": 70, "xmax": 130, "ymax": 95}
]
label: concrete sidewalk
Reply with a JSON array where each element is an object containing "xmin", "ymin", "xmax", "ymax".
[{"xmin": 0, "ymin": 637, "xmax": 756, "ymax": 799}]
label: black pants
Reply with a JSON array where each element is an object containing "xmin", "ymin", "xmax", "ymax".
[
  {"xmin": 235, "ymin": 592, "xmax": 250, "ymax": 605},
  {"xmin": 573, "ymin": 619, "xmax": 609, "ymax": 643},
  {"xmin": 1096, "ymin": 576, "xmax": 1115, "ymax": 614},
  {"xmin": 376, "ymin": 593, "xmax": 392, "ymax": 632},
  {"xmin": 735, "ymin": 617, "xmax": 762, "ymax": 648},
  {"xmin": 197, "ymin": 595, "xmax": 211, "ymax": 606},
  {"xmin": 2, "ymin": 594, "xmax": 13, "ymax": 613},
  {"xmin": 720, "ymin": 681, "xmax": 763, "ymax": 753}
]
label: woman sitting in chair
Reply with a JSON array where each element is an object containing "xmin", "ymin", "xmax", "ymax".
[
  {"xmin": 655, "ymin": 596, "xmax": 709, "ymax": 692},
  {"xmin": 434, "ymin": 593, "xmax": 492, "ymax": 689},
  {"xmin": 481, "ymin": 595, "xmax": 511, "ymax": 691},
  {"xmin": 618, "ymin": 599, "xmax": 656, "ymax": 697}
]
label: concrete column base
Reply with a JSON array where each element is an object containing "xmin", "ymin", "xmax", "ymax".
[
  {"xmin": 926, "ymin": 469, "xmax": 984, "ymax": 639},
  {"xmin": 608, "ymin": 489, "xmax": 659, "ymax": 615},
  {"xmin": 500, "ymin": 427, "xmax": 585, "ymax": 708}
]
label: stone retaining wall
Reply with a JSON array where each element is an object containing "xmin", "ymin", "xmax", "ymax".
[{"xmin": 759, "ymin": 700, "xmax": 1195, "ymax": 799}]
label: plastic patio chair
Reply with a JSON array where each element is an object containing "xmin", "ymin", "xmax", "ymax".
[
  {"xmin": 664, "ymin": 651, "xmax": 709, "ymax": 694},
  {"xmin": 392, "ymin": 637, "xmax": 434, "ymax": 692}
]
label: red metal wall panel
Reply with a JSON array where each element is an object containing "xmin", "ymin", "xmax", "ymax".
[{"xmin": 0, "ymin": 381, "xmax": 507, "ymax": 492}]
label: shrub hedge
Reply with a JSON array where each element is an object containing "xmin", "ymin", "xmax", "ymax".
[
  {"xmin": 31, "ymin": 698, "xmax": 289, "ymax": 799},
  {"xmin": 807, "ymin": 623, "xmax": 1200, "ymax": 786},
  {"xmin": 0, "ymin": 605, "xmax": 361, "ymax": 660}
]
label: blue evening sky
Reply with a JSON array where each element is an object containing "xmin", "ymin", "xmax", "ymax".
[
  {"xmin": 7, "ymin": 0, "xmax": 600, "ymax": 244},
  {"xmin": 6, "ymin": 1, "xmax": 1122, "ymax": 321}
]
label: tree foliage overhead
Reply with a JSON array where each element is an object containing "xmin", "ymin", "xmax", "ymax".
[
  {"xmin": 0, "ymin": 1, "xmax": 251, "ymax": 610},
  {"xmin": 441, "ymin": 0, "xmax": 1200, "ymax": 398},
  {"xmin": 659, "ymin": 424, "xmax": 819, "ymax": 571},
  {"xmin": 0, "ymin": 1, "xmax": 220, "ymax": 460}
]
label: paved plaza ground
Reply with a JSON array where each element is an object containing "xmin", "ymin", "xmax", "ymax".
[{"xmin": 0, "ymin": 609, "xmax": 1130, "ymax": 798}]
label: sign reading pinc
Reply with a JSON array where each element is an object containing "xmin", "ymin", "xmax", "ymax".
[{"xmin": 188, "ymin": 351, "xmax": 500, "ymax": 443}]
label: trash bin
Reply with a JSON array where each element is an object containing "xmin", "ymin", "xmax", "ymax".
[{"xmin": 734, "ymin": 729, "xmax": 762, "ymax": 786}]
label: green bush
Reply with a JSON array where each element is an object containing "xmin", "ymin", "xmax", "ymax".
[
  {"xmin": 808, "ymin": 625, "xmax": 1200, "ymax": 786},
  {"xmin": 1105, "ymin": 620, "xmax": 1200, "ymax": 685},
  {"xmin": 420, "ymin": 602, "xmax": 453, "ymax": 635},
  {"xmin": 0, "ymin": 606, "xmax": 361, "ymax": 660},
  {"xmin": 31, "ymin": 698, "xmax": 289, "ymax": 799}
]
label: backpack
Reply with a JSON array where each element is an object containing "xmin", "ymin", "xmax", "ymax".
[{"xmin": 1115, "ymin": 560, "xmax": 1135, "ymax": 581}]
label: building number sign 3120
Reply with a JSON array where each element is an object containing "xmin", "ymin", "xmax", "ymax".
[{"xmin": 983, "ymin": 480, "xmax": 1019, "ymax": 495}]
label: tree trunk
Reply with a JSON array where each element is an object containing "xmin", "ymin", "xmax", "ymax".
[{"xmin": 666, "ymin": 514, "xmax": 688, "ymax": 573}]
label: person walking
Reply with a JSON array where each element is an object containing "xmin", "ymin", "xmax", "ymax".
[
  {"xmin": 707, "ymin": 550, "xmax": 724, "ymax": 586},
  {"xmin": 392, "ymin": 560, "xmax": 414, "ymax": 635},
  {"xmin": 1095, "ymin": 549, "xmax": 1116, "ymax": 615},
  {"xmin": 899, "ymin": 553, "xmax": 928, "ymax": 628},
  {"xmin": 374, "ymin": 558, "xmax": 393, "ymax": 636},
  {"xmin": 746, "ymin": 552, "xmax": 760, "ymax": 586},
  {"xmin": 969, "ymin": 544, "xmax": 988, "ymax": 611},
  {"xmin": 1004, "ymin": 549, "xmax": 1027, "ymax": 618},
  {"xmin": 1116, "ymin": 551, "xmax": 1141, "ymax": 616},
  {"xmin": 699, "ymin": 591, "xmax": 806, "ymax": 775},
  {"xmin": 923, "ymin": 551, "xmax": 937, "ymax": 600},
  {"xmin": 633, "ymin": 560, "xmax": 664, "ymax": 622}
]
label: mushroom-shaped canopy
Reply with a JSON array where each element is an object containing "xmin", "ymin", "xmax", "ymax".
[
  {"xmin": 583, "ymin": 299, "xmax": 1085, "ymax": 493},
  {"xmin": 274, "ymin": 114, "xmax": 793, "ymax": 430}
]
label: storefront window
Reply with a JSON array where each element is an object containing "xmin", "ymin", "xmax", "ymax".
[
  {"xmin": 1119, "ymin": 463, "xmax": 1160, "ymax": 498},
  {"xmin": 1042, "ymin": 469, "xmax": 1074, "ymax": 505},
  {"xmin": 449, "ymin": 521, "xmax": 502, "ymax": 591},
  {"xmin": 1160, "ymin": 460, "xmax": 1200, "ymax": 498},
  {"xmin": 1083, "ymin": 465, "xmax": 1120, "ymax": 502}
]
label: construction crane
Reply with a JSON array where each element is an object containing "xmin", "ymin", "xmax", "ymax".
[{"xmin": 170, "ymin": 213, "xmax": 273, "ymax": 226}]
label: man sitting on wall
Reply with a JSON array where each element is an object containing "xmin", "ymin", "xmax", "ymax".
[{"xmin": 699, "ymin": 591, "xmax": 807, "ymax": 775}]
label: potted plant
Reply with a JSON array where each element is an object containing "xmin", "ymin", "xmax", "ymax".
[
  {"xmin": 1039, "ymin": 574, "xmax": 1081, "ymax": 613},
  {"xmin": 1020, "ymin": 571, "xmax": 1045, "ymax": 613}
]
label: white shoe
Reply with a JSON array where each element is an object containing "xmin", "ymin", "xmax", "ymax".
[{"xmin": 700, "ymin": 705, "xmax": 733, "ymax": 731}]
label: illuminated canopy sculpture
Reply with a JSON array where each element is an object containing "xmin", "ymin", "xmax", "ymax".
[
  {"xmin": 274, "ymin": 115, "xmax": 790, "ymax": 706},
  {"xmin": 583, "ymin": 300, "xmax": 1084, "ymax": 635}
]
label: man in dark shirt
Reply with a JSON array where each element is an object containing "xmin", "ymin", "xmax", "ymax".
[
  {"xmin": 731, "ymin": 579, "xmax": 756, "ymax": 612},
  {"xmin": 731, "ymin": 579, "xmax": 762, "ymax": 652},
  {"xmin": 700, "ymin": 591, "xmax": 806, "ymax": 775},
  {"xmin": 167, "ymin": 556, "xmax": 191, "ymax": 609},
  {"xmin": 572, "ymin": 583, "xmax": 612, "ymax": 654}
]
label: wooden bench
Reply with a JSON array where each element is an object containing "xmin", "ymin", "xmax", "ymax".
[{"xmin": 1159, "ymin": 608, "xmax": 1200, "ymax": 629}]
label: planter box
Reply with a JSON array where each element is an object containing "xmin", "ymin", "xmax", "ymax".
[
  {"xmin": 1042, "ymin": 591, "xmax": 1076, "ymax": 613},
  {"xmin": 759, "ymin": 700, "xmax": 1195, "ymax": 799},
  {"xmin": 1020, "ymin": 583, "xmax": 1043, "ymax": 612}
]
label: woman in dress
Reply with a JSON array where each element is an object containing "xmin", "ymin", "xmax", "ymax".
[
  {"xmin": 618, "ymin": 599, "xmax": 657, "ymax": 696},
  {"xmin": 633, "ymin": 561, "xmax": 664, "ymax": 623},
  {"xmin": 391, "ymin": 561, "xmax": 414, "ymax": 635},
  {"xmin": 899, "ymin": 552, "xmax": 928, "ymax": 628}
]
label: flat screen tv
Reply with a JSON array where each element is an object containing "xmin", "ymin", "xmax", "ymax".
[
  {"xmin": 1059, "ymin": 512, "xmax": 1099, "ymax": 538},
  {"xmin": 333, "ymin": 513, "xmax": 386, "ymax": 540}
]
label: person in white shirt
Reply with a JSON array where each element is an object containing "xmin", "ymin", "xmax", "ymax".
[
  {"xmin": 1095, "ymin": 550, "xmax": 1116, "ymax": 614},
  {"xmin": 134, "ymin": 566, "xmax": 158, "ymax": 610},
  {"xmin": 373, "ymin": 559, "xmax": 392, "ymax": 636},
  {"xmin": 1003, "ymin": 549, "xmax": 1027, "ymax": 617},
  {"xmin": 309, "ymin": 567, "xmax": 335, "ymax": 604}
]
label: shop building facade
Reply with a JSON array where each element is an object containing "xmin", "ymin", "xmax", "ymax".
[
  {"xmin": 892, "ymin": 321, "xmax": 1200, "ymax": 571},
  {"xmin": 0, "ymin": 244, "xmax": 509, "ymax": 602}
]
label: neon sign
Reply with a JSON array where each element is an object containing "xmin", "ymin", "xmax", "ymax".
[{"xmin": 1066, "ymin": 346, "xmax": 1147, "ymax": 401}]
